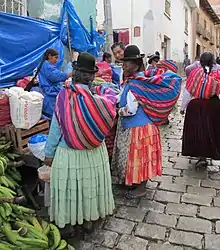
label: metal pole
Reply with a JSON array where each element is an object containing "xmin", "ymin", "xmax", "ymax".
[
  {"xmin": 104, "ymin": 0, "xmax": 113, "ymax": 53},
  {"xmin": 130, "ymin": 0, "xmax": 133, "ymax": 44}
]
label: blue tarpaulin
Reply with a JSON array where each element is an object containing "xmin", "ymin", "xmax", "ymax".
[{"xmin": 0, "ymin": 0, "xmax": 105, "ymax": 88}]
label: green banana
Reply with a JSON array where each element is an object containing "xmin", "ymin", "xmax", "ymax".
[
  {"xmin": 6, "ymin": 169, "xmax": 21, "ymax": 182},
  {"xmin": 2, "ymin": 176, "xmax": 16, "ymax": 189},
  {"xmin": 0, "ymin": 161, "xmax": 5, "ymax": 176},
  {"xmin": 0, "ymin": 242, "xmax": 14, "ymax": 250},
  {"xmin": 16, "ymin": 237, "xmax": 48, "ymax": 249},
  {"xmin": 17, "ymin": 206, "xmax": 35, "ymax": 215},
  {"xmin": 1, "ymin": 223, "xmax": 22, "ymax": 246},
  {"xmin": 0, "ymin": 205, "xmax": 7, "ymax": 220},
  {"xmin": 67, "ymin": 244, "xmax": 76, "ymax": 250},
  {"xmin": 15, "ymin": 221, "xmax": 48, "ymax": 243},
  {"xmin": 57, "ymin": 239, "xmax": 67, "ymax": 249},
  {"xmin": 49, "ymin": 223, "xmax": 61, "ymax": 249},
  {"xmin": 6, "ymin": 153, "xmax": 20, "ymax": 161},
  {"xmin": 2, "ymin": 203, "xmax": 12, "ymax": 217},
  {"xmin": 0, "ymin": 176, "xmax": 9, "ymax": 187},
  {"xmin": 28, "ymin": 216, "xmax": 42, "ymax": 232}
]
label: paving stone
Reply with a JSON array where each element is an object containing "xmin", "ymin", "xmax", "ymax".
[
  {"xmin": 115, "ymin": 206, "xmax": 145, "ymax": 222},
  {"xmin": 201, "ymin": 179, "xmax": 220, "ymax": 189},
  {"xmin": 173, "ymin": 161, "xmax": 190, "ymax": 170},
  {"xmin": 151, "ymin": 175, "xmax": 173, "ymax": 183},
  {"xmin": 162, "ymin": 161, "xmax": 174, "ymax": 169},
  {"xmin": 104, "ymin": 218, "xmax": 135, "ymax": 235},
  {"xmin": 91, "ymin": 230, "xmax": 118, "ymax": 248},
  {"xmin": 174, "ymin": 177, "xmax": 201, "ymax": 187},
  {"xmin": 187, "ymin": 186, "xmax": 216, "ymax": 196},
  {"xmin": 163, "ymin": 151, "xmax": 177, "ymax": 157},
  {"xmin": 216, "ymin": 221, "xmax": 220, "ymax": 234},
  {"xmin": 177, "ymin": 216, "xmax": 212, "ymax": 234},
  {"xmin": 207, "ymin": 166, "xmax": 220, "ymax": 174},
  {"xmin": 162, "ymin": 168, "xmax": 181, "ymax": 177},
  {"xmin": 146, "ymin": 181, "xmax": 158, "ymax": 189},
  {"xmin": 168, "ymin": 139, "xmax": 182, "ymax": 152},
  {"xmin": 159, "ymin": 182, "xmax": 186, "ymax": 193},
  {"xmin": 214, "ymin": 197, "xmax": 220, "ymax": 207},
  {"xmin": 145, "ymin": 189, "xmax": 156, "ymax": 200},
  {"xmin": 148, "ymin": 243, "xmax": 183, "ymax": 250},
  {"xmin": 138, "ymin": 200, "xmax": 165, "ymax": 213},
  {"xmin": 181, "ymin": 193, "xmax": 212, "ymax": 206},
  {"xmin": 78, "ymin": 242, "xmax": 94, "ymax": 250},
  {"xmin": 169, "ymin": 229, "xmax": 203, "ymax": 249},
  {"xmin": 135, "ymin": 223, "xmax": 166, "ymax": 241},
  {"xmin": 199, "ymin": 206, "xmax": 220, "ymax": 220},
  {"xmin": 166, "ymin": 203, "xmax": 197, "ymax": 217},
  {"xmin": 115, "ymin": 196, "xmax": 139, "ymax": 207},
  {"xmin": 155, "ymin": 190, "xmax": 180, "ymax": 204},
  {"xmin": 116, "ymin": 235, "xmax": 148, "ymax": 250},
  {"xmin": 183, "ymin": 169, "xmax": 208, "ymax": 179},
  {"xmin": 205, "ymin": 234, "xmax": 220, "ymax": 250},
  {"xmin": 146, "ymin": 211, "xmax": 177, "ymax": 228}
]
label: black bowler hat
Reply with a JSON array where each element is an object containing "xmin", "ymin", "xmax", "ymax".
[
  {"xmin": 73, "ymin": 52, "xmax": 99, "ymax": 73},
  {"xmin": 148, "ymin": 54, "xmax": 160, "ymax": 64},
  {"xmin": 121, "ymin": 45, "xmax": 145, "ymax": 61}
]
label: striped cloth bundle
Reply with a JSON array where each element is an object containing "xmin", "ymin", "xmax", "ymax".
[
  {"xmin": 55, "ymin": 84, "xmax": 117, "ymax": 150},
  {"xmin": 186, "ymin": 68, "xmax": 220, "ymax": 99}
]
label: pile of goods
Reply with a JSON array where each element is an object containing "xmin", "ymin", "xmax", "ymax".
[
  {"xmin": 0, "ymin": 136, "xmax": 75, "ymax": 250},
  {"xmin": 0, "ymin": 91, "xmax": 11, "ymax": 126}
]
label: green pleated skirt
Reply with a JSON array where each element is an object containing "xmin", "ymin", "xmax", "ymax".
[{"xmin": 49, "ymin": 143, "xmax": 115, "ymax": 228}]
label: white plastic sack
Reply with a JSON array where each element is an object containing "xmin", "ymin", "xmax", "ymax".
[
  {"xmin": 8, "ymin": 87, "xmax": 43, "ymax": 129},
  {"xmin": 28, "ymin": 134, "xmax": 48, "ymax": 161}
]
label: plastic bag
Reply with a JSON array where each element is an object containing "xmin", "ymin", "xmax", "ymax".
[
  {"xmin": 8, "ymin": 87, "xmax": 44, "ymax": 129},
  {"xmin": 28, "ymin": 134, "xmax": 48, "ymax": 161},
  {"xmin": 38, "ymin": 165, "xmax": 50, "ymax": 182}
]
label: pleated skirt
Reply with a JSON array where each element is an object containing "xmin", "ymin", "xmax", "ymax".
[
  {"xmin": 112, "ymin": 121, "xmax": 162, "ymax": 186},
  {"xmin": 50, "ymin": 143, "xmax": 115, "ymax": 228},
  {"xmin": 182, "ymin": 96, "xmax": 220, "ymax": 159}
]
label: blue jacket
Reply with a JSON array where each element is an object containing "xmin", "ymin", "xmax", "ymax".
[{"xmin": 38, "ymin": 61, "xmax": 68, "ymax": 118}]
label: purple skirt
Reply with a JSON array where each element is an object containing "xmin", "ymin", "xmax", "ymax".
[{"xmin": 182, "ymin": 96, "xmax": 220, "ymax": 159}]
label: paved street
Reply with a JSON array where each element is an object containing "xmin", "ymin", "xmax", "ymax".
[{"xmin": 72, "ymin": 90, "xmax": 220, "ymax": 250}]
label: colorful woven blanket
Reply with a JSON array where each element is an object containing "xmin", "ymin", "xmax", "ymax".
[
  {"xmin": 186, "ymin": 68, "xmax": 220, "ymax": 99},
  {"xmin": 55, "ymin": 84, "xmax": 117, "ymax": 150},
  {"xmin": 128, "ymin": 70, "xmax": 182, "ymax": 125}
]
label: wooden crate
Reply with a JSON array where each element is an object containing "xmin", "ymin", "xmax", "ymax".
[{"xmin": 5, "ymin": 120, "xmax": 49, "ymax": 154}]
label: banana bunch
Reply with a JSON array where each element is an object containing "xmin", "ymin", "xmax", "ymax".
[{"xmin": 0, "ymin": 217, "xmax": 75, "ymax": 250}]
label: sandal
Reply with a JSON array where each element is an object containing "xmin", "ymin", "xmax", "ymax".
[{"xmin": 195, "ymin": 159, "xmax": 208, "ymax": 170}]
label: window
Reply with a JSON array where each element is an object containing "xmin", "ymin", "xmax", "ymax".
[
  {"xmin": 0, "ymin": 0, "xmax": 26, "ymax": 15},
  {"xmin": 197, "ymin": 13, "xmax": 200, "ymax": 23},
  {"xmin": 185, "ymin": 8, "xmax": 188, "ymax": 34},
  {"xmin": 165, "ymin": 0, "xmax": 171, "ymax": 17},
  {"xmin": 204, "ymin": 20, "xmax": 207, "ymax": 30}
]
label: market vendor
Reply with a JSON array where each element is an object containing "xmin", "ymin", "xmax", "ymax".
[{"xmin": 38, "ymin": 48, "xmax": 72, "ymax": 119}]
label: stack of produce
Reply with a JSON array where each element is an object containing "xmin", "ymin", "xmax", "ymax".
[{"xmin": 0, "ymin": 136, "xmax": 75, "ymax": 249}]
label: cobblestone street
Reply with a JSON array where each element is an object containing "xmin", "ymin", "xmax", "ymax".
[{"xmin": 72, "ymin": 92, "xmax": 220, "ymax": 250}]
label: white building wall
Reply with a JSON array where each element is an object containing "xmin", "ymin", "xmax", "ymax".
[{"xmin": 97, "ymin": 0, "xmax": 197, "ymax": 63}]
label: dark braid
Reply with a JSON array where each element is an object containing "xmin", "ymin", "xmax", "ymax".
[{"xmin": 200, "ymin": 52, "xmax": 214, "ymax": 75}]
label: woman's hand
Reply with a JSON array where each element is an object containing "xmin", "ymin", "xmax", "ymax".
[{"xmin": 44, "ymin": 157, "xmax": 53, "ymax": 167}]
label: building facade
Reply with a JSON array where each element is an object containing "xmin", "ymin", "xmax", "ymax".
[
  {"xmin": 97, "ymin": 0, "xmax": 200, "ymax": 64},
  {"xmin": 193, "ymin": 0, "xmax": 220, "ymax": 58}
]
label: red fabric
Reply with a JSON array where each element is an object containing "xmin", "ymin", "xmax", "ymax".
[
  {"xmin": 0, "ymin": 94, "xmax": 11, "ymax": 126},
  {"xmin": 125, "ymin": 123, "xmax": 162, "ymax": 185},
  {"xmin": 118, "ymin": 30, "xmax": 129, "ymax": 46},
  {"xmin": 96, "ymin": 61, "xmax": 112, "ymax": 82},
  {"xmin": 186, "ymin": 68, "xmax": 220, "ymax": 99},
  {"xmin": 16, "ymin": 77, "xmax": 31, "ymax": 88}
]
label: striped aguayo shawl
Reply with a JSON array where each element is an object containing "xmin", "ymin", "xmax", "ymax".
[
  {"xmin": 186, "ymin": 68, "xmax": 220, "ymax": 99},
  {"xmin": 128, "ymin": 69, "xmax": 182, "ymax": 125},
  {"xmin": 55, "ymin": 84, "xmax": 117, "ymax": 150}
]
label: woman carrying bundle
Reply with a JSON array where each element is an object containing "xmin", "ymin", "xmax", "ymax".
[
  {"xmin": 112, "ymin": 45, "xmax": 182, "ymax": 199},
  {"xmin": 44, "ymin": 53, "xmax": 116, "ymax": 230},
  {"xmin": 181, "ymin": 52, "xmax": 220, "ymax": 169}
]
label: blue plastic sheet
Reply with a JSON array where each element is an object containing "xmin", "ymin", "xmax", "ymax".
[{"xmin": 0, "ymin": 0, "xmax": 105, "ymax": 88}]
